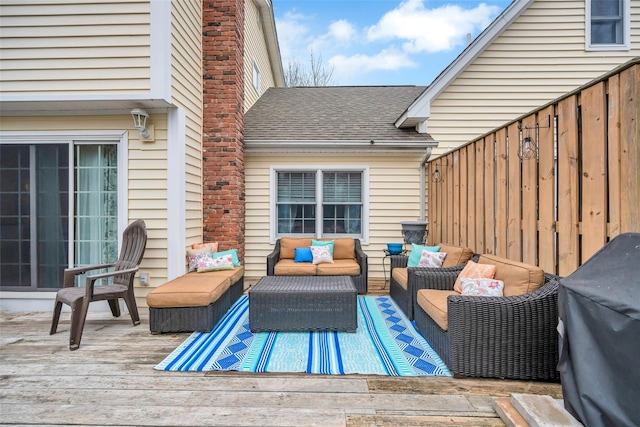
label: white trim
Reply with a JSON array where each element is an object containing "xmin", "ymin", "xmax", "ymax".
[
  {"xmin": 585, "ymin": 0, "xmax": 631, "ymax": 51},
  {"xmin": 150, "ymin": 0, "xmax": 172, "ymax": 100},
  {"xmin": 166, "ymin": 108, "xmax": 187, "ymax": 280},
  {"xmin": 255, "ymin": 0, "xmax": 285, "ymax": 86},
  {"xmin": 269, "ymin": 165, "xmax": 370, "ymax": 244},
  {"xmin": 396, "ymin": 0, "xmax": 534, "ymax": 127}
]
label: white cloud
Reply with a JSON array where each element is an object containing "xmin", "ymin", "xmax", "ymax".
[
  {"xmin": 329, "ymin": 48, "xmax": 418, "ymax": 81},
  {"xmin": 328, "ymin": 19, "xmax": 356, "ymax": 42},
  {"xmin": 276, "ymin": 11, "xmax": 312, "ymax": 62},
  {"xmin": 367, "ymin": 0, "xmax": 501, "ymax": 53}
]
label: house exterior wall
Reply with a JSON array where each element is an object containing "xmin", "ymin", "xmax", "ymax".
[
  {"xmin": 0, "ymin": 114, "xmax": 169, "ymax": 309},
  {"xmin": 170, "ymin": 0, "xmax": 203, "ymax": 252},
  {"xmin": 0, "ymin": 0, "xmax": 152, "ymax": 95},
  {"xmin": 243, "ymin": 0, "xmax": 278, "ymax": 110},
  {"xmin": 427, "ymin": 0, "xmax": 640, "ymax": 156},
  {"xmin": 244, "ymin": 153, "xmax": 428, "ymax": 281}
]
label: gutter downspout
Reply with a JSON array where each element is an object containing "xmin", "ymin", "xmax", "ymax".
[{"xmin": 419, "ymin": 148, "xmax": 432, "ymax": 222}]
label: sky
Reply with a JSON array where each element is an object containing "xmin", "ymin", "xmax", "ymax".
[{"xmin": 272, "ymin": 0, "xmax": 513, "ymax": 86}]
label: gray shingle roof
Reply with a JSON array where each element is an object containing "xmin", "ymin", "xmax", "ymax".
[{"xmin": 244, "ymin": 86, "xmax": 434, "ymax": 143}]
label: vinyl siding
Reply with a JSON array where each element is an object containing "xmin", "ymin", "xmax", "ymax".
[
  {"xmin": 0, "ymin": 0, "xmax": 152, "ymax": 95},
  {"xmin": 245, "ymin": 154, "xmax": 428, "ymax": 281},
  {"xmin": 427, "ymin": 0, "xmax": 640, "ymax": 156},
  {"xmin": 244, "ymin": 0, "xmax": 277, "ymax": 110},
  {"xmin": 170, "ymin": 0, "xmax": 203, "ymax": 249}
]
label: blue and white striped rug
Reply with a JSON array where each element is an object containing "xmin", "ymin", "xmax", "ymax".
[{"xmin": 155, "ymin": 295, "xmax": 450, "ymax": 376}]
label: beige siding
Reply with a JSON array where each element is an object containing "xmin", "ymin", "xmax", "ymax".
[
  {"xmin": 245, "ymin": 154, "xmax": 428, "ymax": 281},
  {"xmin": 170, "ymin": 0, "xmax": 203, "ymax": 249},
  {"xmin": 428, "ymin": 0, "xmax": 640, "ymax": 156},
  {"xmin": 244, "ymin": 0, "xmax": 277, "ymax": 111},
  {"xmin": 0, "ymin": 0, "xmax": 151, "ymax": 95},
  {"xmin": 0, "ymin": 114, "xmax": 169, "ymax": 307}
]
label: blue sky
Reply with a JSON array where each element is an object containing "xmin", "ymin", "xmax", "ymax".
[{"xmin": 272, "ymin": 0, "xmax": 513, "ymax": 86}]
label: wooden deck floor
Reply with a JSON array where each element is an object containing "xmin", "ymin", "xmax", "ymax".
[{"xmin": 0, "ymin": 287, "xmax": 562, "ymax": 426}]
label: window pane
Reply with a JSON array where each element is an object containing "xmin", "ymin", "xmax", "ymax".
[
  {"xmin": 277, "ymin": 172, "xmax": 315, "ymax": 202},
  {"xmin": 74, "ymin": 145, "xmax": 118, "ymax": 285},
  {"xmin": 591, "ymin": 0, "xmax": 623, "ymax": 44},
  {"xmin": 323, "ymin": 172, "xmax": 362, "ymax": 203}
]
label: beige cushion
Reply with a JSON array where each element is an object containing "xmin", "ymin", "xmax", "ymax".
[
  {"xmin": 316, "ymin": 259, "xmax": 361, "ymax": 276},
  {"xmin": 416, "ymin": 289, "xmax": 457, "ymax": 331},
  {"xmin": 478, "ymin": 254, "xmax": 544, "ymax": 296},
  {"xmin": 391, "ymin": 267, "xmax": 408, "ymax": 290},
  {"xmin": 331, "ymin": 238, "xmax": 356, "ymax": 260},
  {"xmin": 438, "ymin": 243, "xmax": 474, "ymax": 268},
  {"xmin": 146, "ymin": 271, "xmax": 237, "ymax": 308},
  {"xmin": 279, "ymin": 237, "xmax": 313, "ymax": 260},
  {"xmin": 273, "ymin": 259, "xmax": 317, "ymax": 275}
]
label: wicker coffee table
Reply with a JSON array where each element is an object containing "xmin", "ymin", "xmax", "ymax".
[{"xmin": 249, "ymin": 276, "xmax": 357, "ymax": 332}]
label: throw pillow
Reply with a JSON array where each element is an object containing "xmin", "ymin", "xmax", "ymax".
[
  {"xmin": 417, "ymin": 251, "xmax": 447, "ymax": 268},
  {"xmin": 191, "ymin": 242, "xmax": 219, "ymax": 251},
  {"xmin": 213, "ymin": 248, "xmax": 241, "ymax": 267},
  {"xmin": 453, "ymin": 260, "xmax": 496, "ymax": 293},
  {"xmin": 312, "ymin": 239, "xmax": 334, "ymax": 256},
  {"xmin": 186, "ymin": 246, "xmax": 216, "ymax": 272},
  {"xmin": 461, "ymin": 278, "xmax": 505, "ymax": 297},
  {"xmin": 294, "ymin": 247, "xmax": 313, "ymax": 263},
  {"xmin": 197, "ymin": 254, "xmax": 235, "ymax": 273},
  {"xmin": 309, "ymin": 245, "xmax": 333, "ymax": 264},
  {"xmin": 407, "ymin": 244, "xmax": 441, "ymax": 267}
]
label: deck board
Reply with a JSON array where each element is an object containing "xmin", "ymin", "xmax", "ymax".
[{"xmin": 0, "ymin": 303, "xmax": 562, "ymax": 426}]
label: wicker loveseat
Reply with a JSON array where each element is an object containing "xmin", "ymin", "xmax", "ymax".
[
  {"xmin": 267, "ymin": 237, "xmax": 368, "ymax": 294},
  {"xmin": 412, "ymin": 254, "xmax": 561, "ymax": 380},
  {"xmin": 390, "ymin": 243, "xmax": 476, "ymax": 320}
]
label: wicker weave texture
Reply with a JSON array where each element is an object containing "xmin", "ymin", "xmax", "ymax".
[
  {"xmin": 149, "ymin": 278, "xmax": 244, "ymax": 333},
  {"xmin": 413, "ymin": 272, "xmax": 561, "ymax": 380},
  {"xmin": 249, "ymin": 276, "xmax": 357, "ymax": 332}
]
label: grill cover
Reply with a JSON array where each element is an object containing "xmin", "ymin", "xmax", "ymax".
[{"xmin": 558, "ymin": 232, "xmax": 640, "ymax": 427}]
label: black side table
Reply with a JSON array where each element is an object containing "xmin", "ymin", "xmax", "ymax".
[{"xmin": 382, "ymin": 249, "xmax": 407, "ymax": 289}]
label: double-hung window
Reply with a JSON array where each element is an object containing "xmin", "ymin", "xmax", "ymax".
[
  {"xmin": 586, "ymin": 0, "xmax": 630, "ymax": 50},
  {"xmin": 273, "ymin": 167, "xmax": 367, "ymax": 241}
]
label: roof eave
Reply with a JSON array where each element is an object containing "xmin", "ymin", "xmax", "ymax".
[
  {"xmin": 256, "ymin": 0, "xmax": 285, "ymax": 87},
  {"xmin": 396, "ymin": 0, "xmax": 534, "ymax": 127}
]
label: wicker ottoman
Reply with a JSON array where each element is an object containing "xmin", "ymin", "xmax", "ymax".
[{"xmin": 249, "ymin": 276, "xmax": 357, "ymax": 332}]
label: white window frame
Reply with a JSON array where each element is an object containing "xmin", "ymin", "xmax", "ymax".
[
  {"xmin": 586, "ymin": 0, "xmax": 630, "ymax": 51},
  {"xmin": 269, "ymin": 165, "xmax": 369, "ymax": 244},
  {"xmin": 252, "ymin": 60, "xmax": 261, "ymax": 93},
  {"xmin": 0, "ymin": 131, "xmax": 129, "ymax": 272}
]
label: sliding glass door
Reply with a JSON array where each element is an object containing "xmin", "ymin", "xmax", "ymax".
[{"xmin": 0, "ymin": 142, "xmax": 118, "ymax": 290}]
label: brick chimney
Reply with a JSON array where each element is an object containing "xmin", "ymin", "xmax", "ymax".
[{"xmin": 202, "ymin": 1, "xmax": 245, "ymax": 258}]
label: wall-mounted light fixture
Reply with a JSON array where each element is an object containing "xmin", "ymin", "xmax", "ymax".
[
  {"xmin": 130, "ymin": 108, "xmax": 154, "ymax": 141},
  {"xmin": 518, "ymin": 125, "xmax": 538, "ymax": 160},
  {"xmin": 432, "ymin": 168, "xmax": 443, "ymax": 183}
]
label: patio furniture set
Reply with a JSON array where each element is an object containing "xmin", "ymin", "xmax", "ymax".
[{"xmin": 51, "ymin": 227, "xmax": 561, "ymax": 381}]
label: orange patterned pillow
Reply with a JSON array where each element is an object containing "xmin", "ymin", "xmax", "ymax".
[
  {"xmin": 192, "ymin": 242, "xmax": 219, "ymax": 251},
  {"xmin": 453, "ymin": 260, "xmax": 496, "ymax": 293}
]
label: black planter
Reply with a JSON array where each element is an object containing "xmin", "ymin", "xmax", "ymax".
[{"xmin": 400, "ymin": 221, "xmax": 428, "ymax": 245}]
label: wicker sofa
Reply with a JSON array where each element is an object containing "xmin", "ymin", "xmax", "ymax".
[
  {"xmin": 146, "ymin": 268, "xmax": 244, "ymax": 333},
  {"xmin": 267, "ymin": 237, "xmax": 368, "ymax": 294},
  {"xmin": 412, "ymin": 254, "xmax": 561, "ymax": 380},
  {"xmin": 390, "ymin": 243, "xmax": 476, "ymax": 320}
]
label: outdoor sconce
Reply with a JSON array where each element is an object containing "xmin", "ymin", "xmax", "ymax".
[
  {"xmin": 518, "ymin": 124, "xmax": 538, "ymax": 160},
  {"xmin": 432, "ymin": 169, "xmax": 443, "ymax": 183},
  {"xmin": 130, "ymin": 108, "xmax": 154, "ymax": 141}
]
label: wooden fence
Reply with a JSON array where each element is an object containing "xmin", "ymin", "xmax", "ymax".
[{"xmin": 427, "ymin": 58, "xmax": 639, "ymax": 276}]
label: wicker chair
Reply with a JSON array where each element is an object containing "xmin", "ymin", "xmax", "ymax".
[
  {"xmin": 389, "ymin": 244, "xmax": 477, "ymax": 320},
  {"xmin": 412, "ymin": 265, "xmax": 561, "ymax": 380},
  {"xmin": 50, "ymin": 219, "xmax": 147, "ymax": 350}
]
